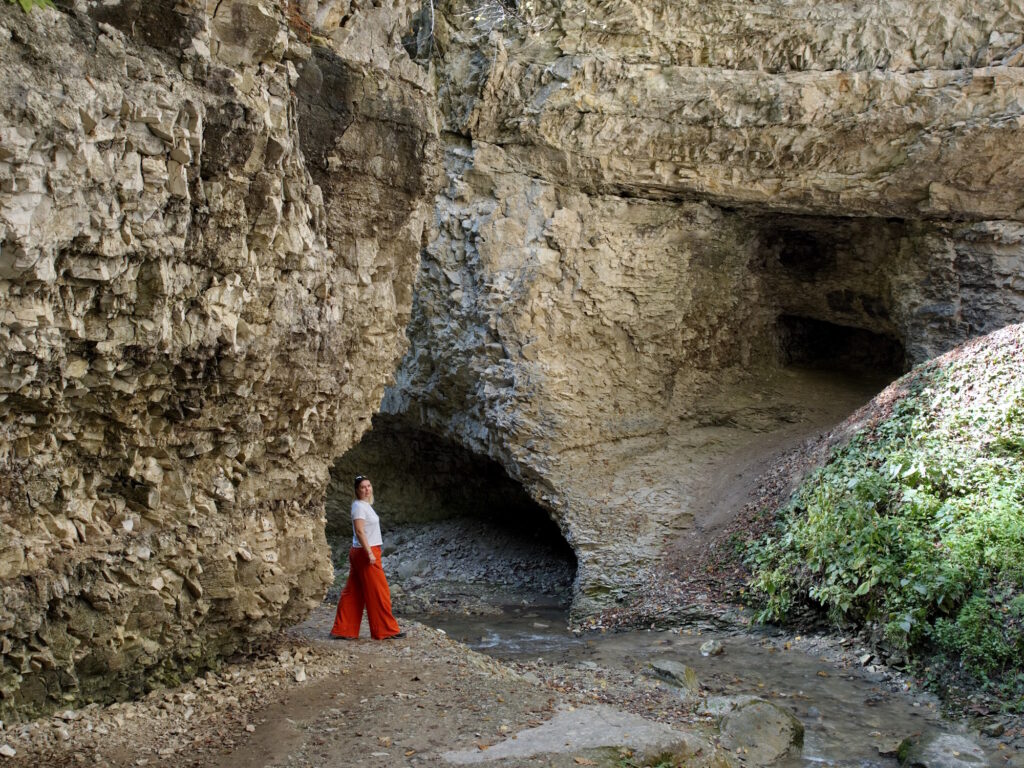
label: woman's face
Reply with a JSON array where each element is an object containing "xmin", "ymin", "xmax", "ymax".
[{"xmin": 356, "ymin": 479, "xmax": 372, "ymax": 501}]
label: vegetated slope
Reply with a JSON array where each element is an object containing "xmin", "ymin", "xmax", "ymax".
[{"xmin": 748, "ymin": 323, "xmax": 1024, "ymax": 707}]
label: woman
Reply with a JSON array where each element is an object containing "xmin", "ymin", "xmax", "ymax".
[{"xmin": 330, "ymin": 475, "xmax": 404, "ymax": 640}]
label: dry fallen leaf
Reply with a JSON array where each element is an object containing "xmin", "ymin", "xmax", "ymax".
[{"xmin": 573, "ymin": 758, "xmax": 597, "ymax": 766}]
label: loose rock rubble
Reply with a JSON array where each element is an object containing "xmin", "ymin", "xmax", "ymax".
[{"xmin": 376, "ymin": 518, "xmax": 576, "ymax": 615}]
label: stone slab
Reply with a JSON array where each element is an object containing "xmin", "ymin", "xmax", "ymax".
[{"xmin": 441, "ymin": 704, "xmax": 700, "ymax": 764}]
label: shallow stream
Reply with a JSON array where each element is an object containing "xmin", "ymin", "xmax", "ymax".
[{"xmin": 413, "ymin": 605, "xmax": 1007, "ymax": 767}]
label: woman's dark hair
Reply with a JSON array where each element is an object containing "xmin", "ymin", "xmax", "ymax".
[{"xmin": 353, "ymin": 475, "xmax": 369, "ymax": 497}]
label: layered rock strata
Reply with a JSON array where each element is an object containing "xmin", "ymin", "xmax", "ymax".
[
  {"xmin": 0, "ymin": 0, "xmax": 438, "ymax": 717},
  {"xmin": 373, "ymin": 0, "xmax": 1024, "ymax": 613}
]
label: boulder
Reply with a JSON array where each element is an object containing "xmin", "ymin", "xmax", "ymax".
[
  {"xmin": 898, "ymin": 733, "xmax": 987, "ymax": 767},
  {"xmin": 718, "ymin": 698, "xmax": 804, "ymax": 766}
]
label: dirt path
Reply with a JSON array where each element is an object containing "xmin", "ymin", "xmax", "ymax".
[
  {"xmin": 1, "ymin": 605, "xmax": 564, "ymax": 768},
  {"xmin": 211, "ymin": 608, "xmax": 564, "ymax": 768},
  {"xmin": 666, "ymin": 367, "xmax": 887, "ymax": 564},
  {"xmin": 5, "ymin": 602, "xmax": 734, "ymax": 768}
]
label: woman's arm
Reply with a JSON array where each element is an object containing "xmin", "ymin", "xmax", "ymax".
[{"xmin": 353, "ymin": 518, "xmax": 376, "ymax": 564}]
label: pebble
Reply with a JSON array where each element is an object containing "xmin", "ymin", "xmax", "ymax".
[
  {"xmin": 0, "ymin": 744, "xmax": 15, "ymax": 757},
  {"xmin": 982, "ymin": 721, "xmax": 1005, "ymax": 737},
  {"xmin": 700, "ymin": 639, "xmax": 724, "ymax": 657}
]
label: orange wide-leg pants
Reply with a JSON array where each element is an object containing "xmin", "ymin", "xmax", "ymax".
[{"xmin": 331, "ymin": 546, "xmax": 401, "ymax": 639}]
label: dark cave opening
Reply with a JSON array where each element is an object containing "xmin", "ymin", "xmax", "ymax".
[
  {"xmin": 777, "ymin": 314, "xmax": 907, "ymax": 376},
  {"xmin": 764, "ymin": 227, "xmax": 836, "ymax": 277},
  {"xmin": 326, "ymin": 415, "xmax": 577, "ymax": 614},
  {"xmin": 753, "ymin": 215, "xmax": 912, "ymax": 380}
]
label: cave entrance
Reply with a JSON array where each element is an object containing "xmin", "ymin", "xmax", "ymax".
[
  {"xmin": 777, "ymin": 314, "xmax": 907, "ymax": 377},
  {"xmin": 754, "ymin": 216, "xmax": 911, "ymax": 384},
  {"xmin": 325, "ymin": 415, "xmax": 577, "ymax": 615}
]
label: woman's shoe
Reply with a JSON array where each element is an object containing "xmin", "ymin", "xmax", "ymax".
[{"xmin": 383, "ymin": 632, "xmax": 406, "ymax": 640}]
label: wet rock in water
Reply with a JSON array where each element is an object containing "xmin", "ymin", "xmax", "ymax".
[
  {"xmin": 897, "ymin": 733, "xmax": 986, "ymax": 767},
  {"xmin": 718, "ymin": 698, "xmax": 804, "ymax": 766},
  {"xmin": 878, "ymin": 737, "xmax": 905, "ymax": 758},
  {"xmin": 979, "ymin": 720, "xmax": 1004, "ymax": 737},
  {"xmin": 647, "ymin": 660, "xmax": 701, "ymax": 697},
  {"xmin": 699, "ymin": 639, "xmax": 724, "ymax": 657}
]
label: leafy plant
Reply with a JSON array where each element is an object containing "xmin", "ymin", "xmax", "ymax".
[
  {"xmin": 6, "ymin": 0, "xmax": 54, "ymax": 12},
  {"xmin": 747, "ymin": 327, "xmax": 1024, "ymax": 698}
]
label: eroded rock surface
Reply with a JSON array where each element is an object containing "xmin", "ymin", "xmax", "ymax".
[
  {"xmin": 0, "ymin": 0, "xmax": 439, "ymax": 717},
  {"xmin": 371, "ymin": 0, "xmax": 1024, "ymax": 613}
]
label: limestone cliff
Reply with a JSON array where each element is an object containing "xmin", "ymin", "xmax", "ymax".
[
  {"xmin": 377, "ymin": 0, "xmax": 1024, "ymax": 613},
  {"xmin": 0, "ymin": 0, "xmax": 439, "ymax": 717},
  {"xmin": 3, "ymin": 0, "xmax": 1023, "ymax": 719}
]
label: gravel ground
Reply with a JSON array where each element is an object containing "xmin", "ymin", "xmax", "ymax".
[
  {"xmin": 328, "ymin": 516, "xmax": 577, "ymax": 616},
  {"xmin": 0, "ymin": 609, "xmax": 554, "ymax": 768}
]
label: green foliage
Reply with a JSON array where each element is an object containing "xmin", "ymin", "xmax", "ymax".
[
  {"xmin": 6, "ymin": 0, "xmax": 54, "ymax": 12},
  {"xmin": 747, "ymin": 329, "xmax": 1024, "ymax": 697}
]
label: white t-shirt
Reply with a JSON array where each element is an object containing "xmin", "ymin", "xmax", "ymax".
[{"xmin": 351, "ymin": 500, "xmax": 383, "ymax": 549}]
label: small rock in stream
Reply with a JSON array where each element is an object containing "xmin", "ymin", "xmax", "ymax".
[
  {"xmin": 877, "ymin": 737, "xmax": 904, "ymax": 758},
  {"xmin": 647, "ymin": 660, "xmax": 700, "ymax": 696},
  {"xmin": 980, "ymin": 720, "xmax": 1004, "ymax": 737},
  {"xmin": 699, "ymin": 639, "xmax": 724, "ymax": 657}
]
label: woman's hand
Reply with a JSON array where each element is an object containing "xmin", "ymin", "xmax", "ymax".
[{"xmin": 354, "ymin": 518, "xmax": 375, "ymax": 564}]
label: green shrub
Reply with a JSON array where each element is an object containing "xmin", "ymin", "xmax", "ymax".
[
  {"xmin": 747, "ymin": 327, "xmax": 1024, "ymax": 697},
  {"xmin": 931, "ymin": 588, "xmax": 1024, "ymax": 683}
]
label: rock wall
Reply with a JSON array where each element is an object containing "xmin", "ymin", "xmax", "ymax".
[
  {"xmin": 0, "ymin": 0, "xmax": 439, "ymax": 717},
  {"xmin": 376, "ymin": 0, "xmax": 1024, "ymax": 613}
]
